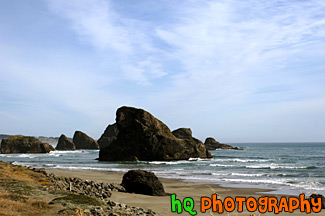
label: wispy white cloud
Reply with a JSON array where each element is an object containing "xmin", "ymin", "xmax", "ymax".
[
  {"xmin": 123, "ymin": 58, "xmax": 167, "ymax": 84},
  {"xmin": 46, "ymin": 0, "xmax": 167, "ymax": 84},
  {"xmin": 47, "ymin": 0, "xmax": 131, "ymax": 52},
  {"xmin": 154, "ymin": 0, "xmax": 325, "ymax": 100}
]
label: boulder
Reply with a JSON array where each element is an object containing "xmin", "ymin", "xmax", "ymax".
[
  {"xmin": 98, "ymin": 106, "xmax": 212, "ymax": 161},
  {"xmin": 0, "ymin": 135, "xmax": 55, "ymax": 154},
  {"xmin": 204, "ymin": 137, "xmax": 241, "ymax": 150},
  {"xmin": 73, "ymin": 131, "xmax": 99, "ymax": 149},
  {"xmin": 97, "ymin": 123, "xmax": 118, "ymax": 149},
  {"xmin": 56, "ymin": 134, "xmax": 75, "ymax": 150},
  {"xmin": 122, "ymin": 170, "xmax": 166, "ymax": 196}
]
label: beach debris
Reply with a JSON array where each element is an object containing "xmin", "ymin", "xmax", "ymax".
[
  {"xmin": 122, "ymin": 169, "xmax": 166, "ymax": 196},
  {"xmin": 98, "ymin": 106, "xmax": 212, "ymax": 161}
]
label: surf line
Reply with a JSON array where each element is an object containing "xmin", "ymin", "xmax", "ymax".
[{"xmin": 170, "ymin": 194, "xmax": 322, "ymax": 215}]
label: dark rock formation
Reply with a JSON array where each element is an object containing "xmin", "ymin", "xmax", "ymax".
[
  {"xmin": 172, "ymin": 128, "xmax": 193, "ymax": 139},
  {"xmin": 41, "ymin": 142, "xmax": 55, "ymax": 152},
  {"xmin": 98, "ymin": 106, "xmax": 212, "ymax": 161},
  {"xmin": 122, "ymin": 170, "xmax": 166, "ymax": 196},
  {"xmin": 73, "ymin": 131, "xmax": 99, "ymax": 149},
  {"xmin": 204, "ymin": 137, "xmax": 242, "ymax": 150},
  {"xmin": 172, "ymin": 128, "xmax": 206, "ymax": 147},
  {"xmin": 0, "ymin": 135, "xmax": 55, "ymax": 154},
  {"xmin": 97, "ymin": 124, "xmax": 118, "ymax": 149},
  {"xmin": 56, "ymin": 134, "xmax": 75, "ymax": 150}
]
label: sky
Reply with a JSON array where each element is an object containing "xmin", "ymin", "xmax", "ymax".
[{"xmin": 0, "ymin": 0, "xmax": 325, "ymax": 142}]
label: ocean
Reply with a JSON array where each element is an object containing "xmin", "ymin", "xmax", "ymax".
[{"xmin": 1, "ymin": 142, "xmax": 324, "ymax": 195}]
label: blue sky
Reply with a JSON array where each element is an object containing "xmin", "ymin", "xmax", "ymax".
[{"xmin": 1, "ymin": 0, "xmax": 325, "ymax": 142}]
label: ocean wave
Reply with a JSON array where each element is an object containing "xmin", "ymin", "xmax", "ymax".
[
  {"xmin": 246, "ymin": 164, "xmax": 317, "ymax": 170},
  {"xmin": 149, "ymin": 160, "xmax": 190, "ymax": 165},
  {"xmin": 46, "ymin": 165, "xmax": 129, "ymax": 172},
  {"xmin": 212, "ymin": 158, "xmax": 269, "ymax": 163},
  {"xmin": 224, "ymin": 172, "xmax": 295, "ymax": 177},
  {"xmin": 12, "ymin": 161, "xmax": 32, "ymax": 166},
  {"xmin": 51, "ymin": 150, "xmax": 94, "ymax": 154},
  {"xmin": 209, "ymin": 164, "xmax": 238, "ymax": 167},
  {"xmin": 188, "ymin": 157, "xmax": 209, "ymax": 161},
  {"xmin": 211, "ymin": 173, "xmax": 232, "ymax": 176},
  {"xmin": 221, "ymin": 178, "xmax": 285, "ymax": 185},
  {"xmin": 0, "ymin": 154, "xmax": 37, "ymax": 158},
  {"xmin": 230, "ymin": 173, "xmax": 265, "ymax": 177},
  {"xmin": 218, "ymin": 178, "xmax": 325, "ymax": 192}
]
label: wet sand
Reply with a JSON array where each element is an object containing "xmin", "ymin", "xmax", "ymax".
[{"xmin": 47, "ymin": 169, "xmax": 325, "ymax": 216}]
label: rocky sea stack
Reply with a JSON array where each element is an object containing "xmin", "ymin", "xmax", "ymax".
[
  {"xmin": 204, "ymin": 137, "xmax": 241, "ymax": 150},
  {"xmin": 98, "ymin": 106, "xmax": 212, "ymax": 161},
  {"xmin": 56, "ymin": 134, "xmax": 75, "ymax": 150},
  {"xmin": 0, "ymin": 135, "xmax": 54, "ymax": 154},
  {"xmin": 73, "ymin": 131, "xmax": 99, "ymax": 149}
]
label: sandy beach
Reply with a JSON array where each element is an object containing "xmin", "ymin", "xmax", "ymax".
[{"xmin": 46, "ymin": 169, "xmax": 325, "ymax": 216}]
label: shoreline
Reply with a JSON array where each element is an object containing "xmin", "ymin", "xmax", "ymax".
[
  {"xmin": 46, "ymin": 168, "xmax": 324, "ymax": 215},
  {"xmin": 43, "ymin": 166, "xmax": 309, "ymax": 196}
]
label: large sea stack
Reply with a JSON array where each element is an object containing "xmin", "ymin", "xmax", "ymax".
[
  {"xmin": 98, "ymin": 106, "xmax": 212, "ymax": 161},
  {"xmin": 73, "ymin": 131, "xmax": 99, "ymax": 149},
  {"xmin": 56, "ymin": 134, "xmax": 75, "ymax": 150},
  {"xmin": 204, "ymin": 137, "xmax": 241, "ymax": 150},
  {"xmin": 0, "ymin": 135, "xmax": 55, "ymax": 154}
]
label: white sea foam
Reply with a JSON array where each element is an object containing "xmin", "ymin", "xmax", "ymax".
[
  {"xmin": 211, "ymin": 173, "xmax": 232, "ymax": 176},
  {"xmin": 246, "ymin": 165, "xmax": 271, "ymax": 169},
  {"xmin": 188, "ymin": 157, "xmax": 208, "ymax": 161},
  {"xmin": 230, "ymin": 173, "xmax": 265, "ymax": 177},
  {"xmin": 52, "ymin": 150, "xmax": 91, "ymax": 154},
  {"xmin": 209, "ymin": 164, "xmax": 237, "ymax": 167},
  {"xmin": 0, "ymin": 154, "xmax": 37, "ymax": 158},
  {"xmin": 149, "ymin": 160, "xmax": 190, "ymax": 165},
  {"xmin": 246, "ymin": 164, "xmax": 316, "ymax": 170},
  {"xmin": 212, "ymin": 158, "xmax": 269, "ymax": 163},
  {"xmin": 221, "ymin": 178, "xmax": 287, "ymax": 185},
  {"xmin": 47, "ymin": 165, "xmax": 129, "ymax": 173}
]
